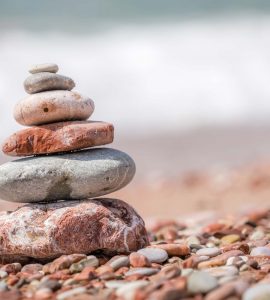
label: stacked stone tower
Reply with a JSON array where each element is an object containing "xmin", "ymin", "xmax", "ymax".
[{"xmin": 0, "ymin": 63, "xmax": 148, "ymax": 262}]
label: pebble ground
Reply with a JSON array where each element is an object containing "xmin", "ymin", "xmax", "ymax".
[{"xmin": 0, "ymin": 209, "xmax": 270, "ymax": 299}]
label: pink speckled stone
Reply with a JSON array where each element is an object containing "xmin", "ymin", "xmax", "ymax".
[
  {"xmin": 0, "ymin": 199, "xmax": 149, "ymax": 263},
  {"xmin": 2, "ymin": 121, "xmax": 114, "ymax": 156}
]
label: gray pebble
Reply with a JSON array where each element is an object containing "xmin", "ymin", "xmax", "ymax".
[
  {"xmin": 125, "ymin": 267, "xmax": 159, "ymax": 277},
  {"xmin": 116, "ymin": 280, "xmax": 149, "ymax": 299},
  {"xmin": 137, "ymin": 247, "xmax": 168, "ymax": 263},
  {"xmin": 105, "ymin": 280, "xmax": 128, "ymax": 289},
  {"xmin": 204, "ymin": 266, "xmax": 238, "ymax": 278},
  {"xmin": 243, "ymin": 284, "xmax": 270, "ymax": 300},
  {"xmin": 24, "ymin": 72, "xmax": 75, "ymax": 94},
  {"xmin": 29, "ymin": 63, "xmax": 58, "ymax": 74},
  {"xmin": 196, "ymin": 247, "xmax": 221, "ymax": 257},
  {"xmin": 70, "ymin": 255, "xmax": 99, "ymax": 273},
  {"xmin": 107, "ymin": 256, "xmax": 130, "ymax": 271},
  {"xmin": 250, "ymin": 247, "xmax": 270, "ymax": 256},
  {"xmin": 187, "ymin": 271, "xmax": 218, "ymax": 294},
  {"xmin": 57, "ymin": 287, "xmax": 87, "ymax": 300},
  {"xmin": 0, "ymin": 148, "xmax": 136, "ymax": 203}
]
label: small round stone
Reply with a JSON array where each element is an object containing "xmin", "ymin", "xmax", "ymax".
[
  {"xmin": 196, "ymin": 247, "xmax": 221, "ymax": 258},
  {"xmin": 138, "ymin": 247, "xmax": 168, "ymax": 263},
  {"xmin": 250, "ymin": 246, "xmax": 270, "ymax": 256},
  {"xmin": 116, "ymin": 281, "xmax": 149, "ymax": 299},
  {"xmin": 204, "ymin": 266, "xmax": 238, "ymax": 278},
  {"xmin": 243, "ymin": 284, "xmax": 270, "ymax": 300},
  {"xmin": 187, "ymin": 271, "xmax": 218, "ymax": 294},
  {"xmin": 106, "ymin": 256, "xmax": 129, "ymax": 271},
  {"xmin": 29, "ymin": 63, "xmax": 59, "ymax": 74},
  {"xmin": 24, "ymin": 73, "xmax": 75, "ymax": 94},
  {"xmin": 125, "ymin": 267, "xmax": 159, "ymax": 277},
  {"xmin": 14, "ymin": 90, "xmax": 94, "ymax": 126}
]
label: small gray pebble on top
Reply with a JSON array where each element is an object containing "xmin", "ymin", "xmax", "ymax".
[{"xmin": 29, "ymin": 63, "xmax": 59, "ymax": 74}]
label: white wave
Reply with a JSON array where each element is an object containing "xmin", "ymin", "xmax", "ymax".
[{"xmin": 1, "ymin": 15, "xmax": 270, "ymax": 143}]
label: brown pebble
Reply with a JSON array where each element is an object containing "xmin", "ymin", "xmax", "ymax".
[
  {"xmin": 1, "ymin": 263, "xmax": 22, "ymax": 274},
  {"xmin": 130, "ymin": 252, "xmax": 151, "ymax": 268},
  {"xmin": 151, "ymin": 244, "xmax": 190, "ymax": 256},
  {"xmin": 73, "ymin": 266, "xmax": 95, "ymax": 281}
]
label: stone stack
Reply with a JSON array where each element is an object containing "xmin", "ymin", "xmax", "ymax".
[{"xmin": 0, "ymin": 63, "xmax": 148, "ymax": 263}]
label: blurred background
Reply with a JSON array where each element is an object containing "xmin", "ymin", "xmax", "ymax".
[{"xmin": 1, "ymin": 0, "xmax": 270, "ymax": 218}]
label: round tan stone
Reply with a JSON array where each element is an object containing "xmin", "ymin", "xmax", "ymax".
[
  {"xmin": 2, "ymin": 121, "xmax": 114, "ymax": 156},
  {"xmin": 14, "ymin": 90, "xmax": 95, "ymax": 126}
]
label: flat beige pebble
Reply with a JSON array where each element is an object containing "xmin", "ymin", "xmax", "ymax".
[
  {"xmin": 29, "ymin": 63, "xmax": 58, "ymax": 74},
  {"xmin": 14, "ymin": 90, "xmax": 94, "ymax": 126}
]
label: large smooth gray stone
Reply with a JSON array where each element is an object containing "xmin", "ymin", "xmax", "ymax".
[
  {"xmin": 0, "ymin": 148, "xmax": 136, "ymax": 203},
  {"xmin": 24, "ymin": 72, "xmax": 75, "ymax": 94}
]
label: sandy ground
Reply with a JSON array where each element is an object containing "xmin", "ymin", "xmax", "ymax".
[{"xmin": 1, "ymin": 124, "xmax": 270, "ymax": 218}]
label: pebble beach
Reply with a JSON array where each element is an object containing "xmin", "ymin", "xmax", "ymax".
[{"xmin": 0, "ymin": 208, "xmax": 269, "ymax": 299}]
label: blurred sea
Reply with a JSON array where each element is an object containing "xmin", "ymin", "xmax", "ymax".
[{"xmin": 1, "ymin": 1, "xmax": 270, "ymax": 176}]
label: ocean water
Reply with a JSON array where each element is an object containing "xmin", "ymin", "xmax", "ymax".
[{"xmin": 1, "ymin": 15, "xmax": 270, "ymax": 143}]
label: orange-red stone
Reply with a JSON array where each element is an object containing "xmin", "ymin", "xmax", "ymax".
[{"xmin": 2, "ymin": 121, "xmax": 114, "ymax": 156}]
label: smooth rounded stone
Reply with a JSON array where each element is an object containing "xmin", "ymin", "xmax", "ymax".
[
  {"xmin": 0, "ymin": 148, "xmax": 135, "ymax": 203},
  {"xmin": 3, "ymin": 121, "xmax": 114, "ymax": 157},
  {"xmin": 0, "ymin": 198, "xmax": 149, "ymax": 262},
  {"xmin": 204, "ymin": 266, "xmax": 238, "ymax": 278},
  {"xmin": 243, "ymin": 284, "xmax": 270, "ymax": 300},
  {"xmin": 137, "ymin": 248, "xmax": 168, "ymax": 263},
  {"xmin": 181, "ymin": 268, "xmax": 194, "ymax": 277},
  {"xmin": 187, "ymin": 271, "xmax": 219, "ymax": 294},
  {"xmin": 125, "ymin": 267, "xmax": 159, "ymax": 277},
  {"xmin": 250, "ymin": 247, "xmax": 270, "ymax": 256},
  {"xmin": 116, "ymin": 280, "xmax": 149, "ymax": 299},
  {"xmin": 14, "ymin": 90, "xmax": 94, "ymax": 126},
  {"xmin": 56, "ymin": 287, "xmax": 87, "ymax": 300},
  {"xmin": 69, "ymin": 255, "xmax": 99, "ymax": 273},
  {"xmin": 29, "ymin": 63, "xmax": 59, "ymax": 74},
  {"xmin": 105, "ymin": 280, "xmax": 127, "ymax": 289},
  {"xmin": 196, "ymin": 247, "xmax": 221, "ymax": 258},
  {"xmin": 24, "ymin": 73, "xmax": 75, "ymax": 94},
  {"xmin": 106, "ymin": 256, "xmax": 130, "ymax": 271}
]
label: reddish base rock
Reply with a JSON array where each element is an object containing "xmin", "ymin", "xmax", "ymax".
[
  {"xmin": 0, "ymin": 198, "xmax": 149, "ymax": 263},
  {"xmin": 2, "ymin": 121, "xmax": 114, "ymax": 156}
]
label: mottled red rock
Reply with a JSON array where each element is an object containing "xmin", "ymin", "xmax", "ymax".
[
  {"xmin": 2, "ymin": 121, "xmax": 114, "ymax": 156},
  {"xmin": 0, "ymin": 198, "xmax": 149, "ymax": 262}
]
